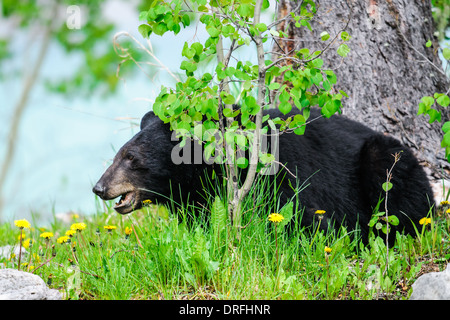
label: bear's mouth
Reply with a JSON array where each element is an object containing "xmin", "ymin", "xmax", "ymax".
[{"xmin": 114, "ymin": 191, "xmax": 138, "ymax": 214}]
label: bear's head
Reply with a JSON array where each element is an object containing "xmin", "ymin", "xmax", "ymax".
[{"xmin": 92, "ymin": 111, "xmax": 199, "ymax": 214}]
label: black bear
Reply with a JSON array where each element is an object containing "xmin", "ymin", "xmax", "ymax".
[{"xmin": 93, "ymin": 108, "xmax": 434, "ymax": 242}]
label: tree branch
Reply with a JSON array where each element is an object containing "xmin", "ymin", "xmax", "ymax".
[{"xmin": 236, "ymin": 0, "xmax": 266, "ymax": 211}]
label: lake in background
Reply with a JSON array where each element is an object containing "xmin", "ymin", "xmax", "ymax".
[{"xmin": 0, "ymin": 0, "xmax": 187, "ymax": 223}]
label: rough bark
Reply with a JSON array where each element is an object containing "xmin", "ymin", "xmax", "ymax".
[{"xmin": 272, "ymin": 0, "xmax": 449, "ymax": 182}]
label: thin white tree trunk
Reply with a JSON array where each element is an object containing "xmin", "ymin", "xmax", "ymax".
[{"xmin": 0, "ymin": 10, "xmax": 55, "ymax": 220}]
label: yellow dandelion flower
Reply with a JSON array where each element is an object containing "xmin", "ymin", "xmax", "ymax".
[
  {"xmin": 22, "ymin": 238, "xmax": 34, "ymax": 249},
  {"xmin": 65, "ymin": 229, "xmax": 76, "ymax": 237},
  {"xmin": 446, "ymin": 208, "xmax": 450, "ymax": 214},
  {"xmin": 40, "ymin": 232, "xmax": 54, "ymax": 240},
  {"xmin": 143, "ymin": 199, "xmax": 152, "ymax": 206},
  {"xmin": 70, "ymin": 222, "xmax": 87, "ymax": 232},
  {"xmin": 71, "ymin": 213, "xmax": 79, "ymax": 219},
  {"xmin": 419, "ymin": 217, "xmax": 432, "ymax": 225},
  {"xmin": 104, "ymin": 225, "xmax": 117, "ymax": 232},
  {"xmin": 125, "ymin": 227, "xmax": 132, "ymax": 236},
  {"xmin": 324, "ymin": 246, "xmax": 332, "ymax": 254},
  {"xmin": 57, "ymin": 236, "xmax": 70, "ymax": 244},
  {"xmin": 14, "ymin": 219, "xmax": 31, "ymax": 229},
  {"xmin": 315, "ymin": 210, "xmax": 326, "ymax": 215},
  {"xmin": 268, "ymin": 213, "xmax": 284, "ymax": 223},
  {"xmin": 440, "ymin": 200, "xmax": 449, "ymax": 206}
]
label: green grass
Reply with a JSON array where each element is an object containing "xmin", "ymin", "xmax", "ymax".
[{"xmin": 1, "ymin": 185, "xmax": 449, "ymax": 300}]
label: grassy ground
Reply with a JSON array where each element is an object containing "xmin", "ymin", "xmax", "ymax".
[{"xmin": 1, "ymin": 191, "xmax": 449, "ymax": 300}]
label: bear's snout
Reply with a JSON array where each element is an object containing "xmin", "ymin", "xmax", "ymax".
[{"xmin": 92, "ymin": 182, "xmax": 106, "ymax": 199}]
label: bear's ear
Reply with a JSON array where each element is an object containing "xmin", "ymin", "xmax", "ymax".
[{"xmin": 140, "ymin": 111, "xmax": 156, "ymax": 130}]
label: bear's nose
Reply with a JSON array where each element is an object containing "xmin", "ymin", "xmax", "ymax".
[{"xmin": 92, "ymin": 182, "xmax": 105, "ymax": 199}]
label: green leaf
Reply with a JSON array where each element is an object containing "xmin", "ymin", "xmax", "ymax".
[
  {"xmin": 153, "ymin": 22, "xmax": 168, "ymax": 36},
  {"xmin": 421, "ymin": 96, "xmax": 435, "ymax": 107},
  {"xmin": 337, "ymin": 43, "xmax": 350, "ymax": 57},
  {"xmin": 235, "ymin": 134, "xmax": 247, "ymax": 148},
  {"xmin": 339, "ymin": 90, "xmax": 349, "ymax": 98},
  {"xmin": 180, "ymin": 60, "xmax": 197, "ymax": 73},
  {"xmin": 268, "ymin": 82, "xmax": 281, "ymax": 90},
  {"xmin": 312, "ymin": 58, "xmax": 324, "ymax": 68},
  {"xmin": 182, "ymin": 42, "xmax": 195, "ymax": 59},
  {"xmin": 223, "ymin": 108, "xmax": 234, "ymax": 118},
  {"xmin": 387, "ymin": 215, "xmax": 399, "ymax": 226},
  {"xmin": 417, "ymin": 102, "xmax": 427, "ymax": 115},
  {"xmin": 425, "ymin": 40, "xmax": 432, "ymax": 47},
  {"xmin": 206, "ymin": 26, "xmax": 220, "ymax": 38},
  {"xmin": 442, "ymin": 132, "xmax": 450, "ymax": 148},
  {"xmin": 340, "ymin": 31, "xmax": 351, "ymax": 41},
  {"xmin": 323, "ymin": 99, "xmax": 340, "ymax": 116},
  {"xmin": 191, "ymin": 42, "xmax": 203, "ymax": 56},
  {"xmin": 442, "ymin": 121, "xmax": 450, "ymax": 133},
  {"xmin": 181, "ymin": 14, "xmax": 191, "ymax": 27},
  {"xmin": 300, "ymin": 19, "xmax": 312, "ymax": 31},
  {"xmin": 236, "ymin": 3, "xmax": 254, "ymax": 18},
  {"xmin": 279, "ymin": 90, "xmax": 290, "ymax": 102},
  {"xmin": 443, "ymin": 48, "xmax": 450, "ymax": 61},
  {"xmin": 279, "ymin": 101, "xmax": 292, "ymax": 115},
  {"xmin": 259, "ymin": 152, "xmax": 275, "ymax": 164},
  {"xmin": 225, "ymin": 66, "xmax": 236, "ymax": 77},
  {"xmin": 382, "ymin": 182, "xmax": 393, "ymax": 192},
  {"xmin": 138, "ymin": 24, "xmax": 152, "ymax": 38},
  {"xmin": 138, "ymin": 11, "xmax": 148, "ymax": 22},
  {"xmin": 436, "ymin": 94, "xmax": 450, "ymax": 107},
  {"xmin": 211, "ymin": 196, "xmax": 227, "ymax": 236},
  {"xmin": 223, "ymin": 24, "xmax": 235, "ymax": 36},
  {"xmin": 427, "ymin": 108, "xmax": 441, "ymax": 123},
  {"xmin": 277, "ymin": 202, "xmax": 294, "ymax": 233},
  {"xmin": 267, "ymin": 119, "xmax": 276, "ymax": 131},
  {"xmin": 237, "ymin": 157, "xmax": 249, "ymax": 169},
  {"xmin": 368, "ymin": 216, "xmax": 378, "ymax": 228},
  {"xmin": 320, "ymin": 31, "xmax": 330, "ymax": 41},
  {"xmin": 255, "ymin": 23, "xmax": 267, "ymax": 32},
  {"xmin": 222, "ymin": 93, "xmax": 236, "ymax": 105}
]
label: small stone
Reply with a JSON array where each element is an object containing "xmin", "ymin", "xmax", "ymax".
[
  {"xmin": 410, "ymin": 264, "xmax": 450, "ymax": 300},
  {"xmin": 0, "ymin": 268, "xmax": 62, "ymax": 300}
]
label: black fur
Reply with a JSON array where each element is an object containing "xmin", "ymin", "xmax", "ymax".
[{"xmin": 93, "ymin": 107, "xmax": 434, "ymax": 242}]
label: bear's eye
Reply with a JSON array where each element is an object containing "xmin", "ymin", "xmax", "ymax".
[{"xmin": 126, "ymin": 154, "xmax": 134, "ymax": 161}]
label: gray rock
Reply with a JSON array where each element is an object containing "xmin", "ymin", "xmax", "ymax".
[
  {"xmin": 410, "ymin": 264, "xmax": 450, "ymax": 300},
  {"xmin": 0, "ymin": 268, "xmax": 62, "ymax": 300}
]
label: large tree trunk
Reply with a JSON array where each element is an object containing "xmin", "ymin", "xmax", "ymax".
[{"xmin": 272, "ymin": 0, "xmax": 449, "ymax": 184}]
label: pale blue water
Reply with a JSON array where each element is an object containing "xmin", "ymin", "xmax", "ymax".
[{"xmin": 0, "ymin": 2, "xmax": 188, "ymax": 223}]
